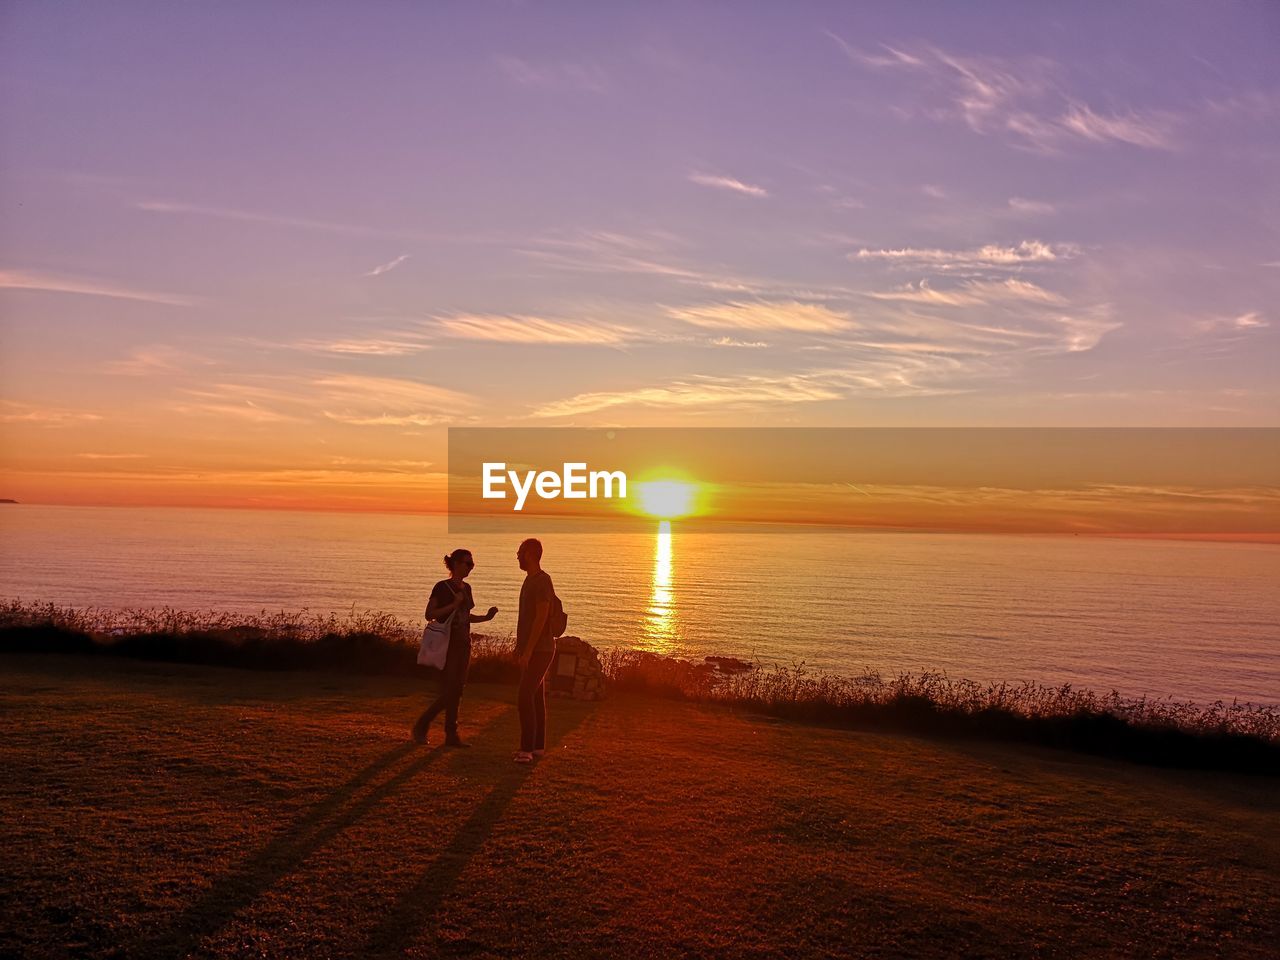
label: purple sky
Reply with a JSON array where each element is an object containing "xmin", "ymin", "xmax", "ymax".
[{"xmin": 1, "ymin": 2, "xmax": 1278, "ymax": 505}]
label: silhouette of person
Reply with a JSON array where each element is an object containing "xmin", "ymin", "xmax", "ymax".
[
  {"xmin": 412, "ymin": 548, "xmax": 497, "ymax": 746},
  {"xmin": 514, "ymin": 537, "xmax": 557, "ymax": 762}
]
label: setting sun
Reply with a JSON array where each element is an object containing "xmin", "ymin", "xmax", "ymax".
[{"xmin": 635, "ymin": 480, "xmax": 698, "ymax": 519}]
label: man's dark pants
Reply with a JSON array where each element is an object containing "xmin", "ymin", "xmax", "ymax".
[{"xmin": 518, "ymin": 647, "xmax": 556, "ymax": 752}]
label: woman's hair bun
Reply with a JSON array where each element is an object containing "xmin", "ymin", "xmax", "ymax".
[{"xmin": 443, "ymin": 548, "xmax": 473, "ymax": 571}]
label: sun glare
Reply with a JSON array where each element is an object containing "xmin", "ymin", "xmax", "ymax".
[{"xmin": 635, "ymin": 480, "xmax": 697, "ymax": 519}]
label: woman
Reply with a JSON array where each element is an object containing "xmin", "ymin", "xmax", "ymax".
[{"xmin": 411, "ymin": 548, "xmax": 497, "ymax": 747}]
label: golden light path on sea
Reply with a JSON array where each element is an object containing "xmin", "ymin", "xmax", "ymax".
[{"xmin": 644, "ymin": 520, "xmax": 678, "ymax": 652}]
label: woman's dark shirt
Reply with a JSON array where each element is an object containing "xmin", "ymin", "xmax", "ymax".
[{"xmin": 429, "ymin": 579, "xmax": 473, "ymax": 643}]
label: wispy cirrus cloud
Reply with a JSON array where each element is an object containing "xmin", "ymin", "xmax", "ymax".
[
  {"xmin": 106, "ymin": 345, "xmax": 214, "ymax": 375},
  {"xmin": 1057, "ymin": 103, "xmax": 1175, "ymax": 150},
  {"xmin": 688, "ymin": 172, "xmax": 769, "ymax": 198},
  {"xmin": 293, "ymin": 310, "xmax": 650, "ymax": 354},
  {"xmin": 326, "ymin": 456, "xmax": 435, "ymax": 472},
  {"xmin": 137, "ymin": 199, "xmax": 382, "ymax": 235},
  {"xmin": 669, "ymin": 300, "xmax": 852, "ymax": 332},
  {"xmin": 869, "ymin": 278, "xmax": 1066, "ymax": 307},
  {"xmin": 530, "ymin": 284, "xmax": 1121, "ymax": 419},
  {"xmin": 0, "ymin": 269, "xmax": 196, "ymax": 306},
  {"xmin": 76, "ymin": 452, "xmax": 148, "ymax": 460},
  {"xmin": 137, "ymin": 200, "xmax": 487, "ymax": 243},
  {"xmin": 174, "ymin": 374, "xmax": 471, "ymax": 427},
  {"xmin": 519, "ymin": 228, "xmax": 860, "ymax": 299},
  {"xmin": 495, "ymin": 56, "xmax": 609, "ymax": 93},
  {"xmin": 852, "ymin": 240, "xmax": 1074, "ymax": 269},
  {"xmin": 1195, "ymin": 311, "xmax": 1269, "ymax": 334},
  {"xmin": 316, "ymin": 374, "xmax": 469, "ymax": 427},
  {"xmin": 176, "ymin": 382, "xmax": 305, "ymax": 423},
  {"xmin": 1008, "ymin": 197, "xmax": 1056, "ymax": 216},
  {"xmin": 531, "ymin": 344, "xmax": 985, "ymax": 419},
  {"xmin": 532, "ymin": 373, "xmax": 844, "ymax": 418},
  {"xmin": 1200, "ymin": 89, "xmax": 1280, "ymax": 120},
  {"xmin": 822, "ymin": 30, "xmax": 924, "ymax": 68},
  {"xmin": 710, "ymin": 336, "xmax": 768, "ymax": 348},
  {"xmin": 827, "ymin": 34, "xmax": 1178, "ymax": 153},
  {"xmin": 0, "ymin": 401, "xmax": 103, "ymax": 425},
  {"xmin": 280, "ymin": 317, "xmax": 436, "ymax": 357},
  {"xmin": 521, "ymin": 229, "xmax": 735, "ymax": 287},
  {"xmin": 436, "ymin": 313, "xmax": 639, "ymax": 345},
  {"xmin": 292, "ymin": 334, "xmax": 433, "ymax": 357},
  {"xmin": 363, "ymin": 254, "xmax": 409, "ymax": 277},
  {"xmin": 860, "ymin": 298, "xmax": 1118, "ymax": 355},
  {"xmin": 1044, "ymin": 308, "xmax": 1122, "ymax": 352},
  {"xmin": 530, "ymin": 304, "xmax": 1122, "ymax": 418}
]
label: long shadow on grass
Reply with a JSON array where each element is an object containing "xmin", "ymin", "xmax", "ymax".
[
  {"xmin": 362, "ymin": 701, "xmax": 594, "ymax": 958},
  {"xmin": 127, "ymin": 709, "xmax": 513, "ymax": 958}
]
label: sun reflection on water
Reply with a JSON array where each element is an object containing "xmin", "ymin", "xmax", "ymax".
[{"xmin": 643, "ymin": 519, "xmax": 678, "ymax": 651}]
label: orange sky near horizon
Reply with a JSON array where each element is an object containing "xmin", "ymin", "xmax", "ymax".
[
  {"xmin": 5, "ymin": 480, "xmax": 1278, "ymax": 543},
  {"xmin": 3, "ymin": 425, "xmax": 1278, "ymax": 540}
]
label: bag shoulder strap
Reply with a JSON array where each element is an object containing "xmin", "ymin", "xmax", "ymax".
[{"xmin": 428, "ymin": 580, "xmax": 460, "ymax": 627}]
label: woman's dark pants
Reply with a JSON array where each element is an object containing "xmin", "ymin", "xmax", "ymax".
[
  {"xmin": 518, "ymin": 647, "xmax": 556, "ymax": 752},
  {"xmin": 414, "ymin": 637, "xmax": 471, "ymax": 740}
]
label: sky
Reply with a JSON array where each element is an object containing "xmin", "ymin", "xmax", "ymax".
[{"xmin": 1, "ymin": 1, "xmax": 1278, "ymax": 513}]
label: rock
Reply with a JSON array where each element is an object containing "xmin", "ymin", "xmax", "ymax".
[{"xmin": 549, "ymin": 636, "xmax": 606, "ymax": 701}]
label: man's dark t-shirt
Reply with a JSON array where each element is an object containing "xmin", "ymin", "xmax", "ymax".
[
  {"xmin": 517, "ymin": 571, "xmax": 555, "ymax": 654},
  {"xmin": 429, "ymin": 579, "xmax": 473, "ymax": 643}
]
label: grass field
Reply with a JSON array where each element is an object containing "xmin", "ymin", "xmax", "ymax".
[{"xmin": 3, "ymin": 654, "xmax": 1278, "ymax": 959}]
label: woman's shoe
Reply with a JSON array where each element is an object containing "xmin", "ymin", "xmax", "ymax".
[
  {"xmin": 444, "ymin": 736, "xmax": 470, "ymax": 748},
  {"xmin": 410, "ymin": 725, "xmax": 428, "ymax": 745},
  {"xmin": 531, "ymin": 749, "xmax": 546, "ymax": 758},
  {"xmin": 513, "ymin": 751, "xmax": 533, "ymax": 763}
]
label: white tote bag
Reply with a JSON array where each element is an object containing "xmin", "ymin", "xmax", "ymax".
[{"xmin": 417, "ymin": 609, "xmax": 454, "ymax": 669}]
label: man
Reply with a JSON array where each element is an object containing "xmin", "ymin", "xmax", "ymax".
[{"xmin": 514, "ymin": 537, "xmax": 557, "ymax": 763}]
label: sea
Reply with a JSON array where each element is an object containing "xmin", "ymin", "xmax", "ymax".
[{"xmin": 1, "ymin": 505, "xmax": 1277, "ymax": 705}]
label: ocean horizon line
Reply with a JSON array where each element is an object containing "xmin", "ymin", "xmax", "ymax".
[{"xmin": 3, "ymin": 501, "xmax": 1276, "ymax": 544}]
